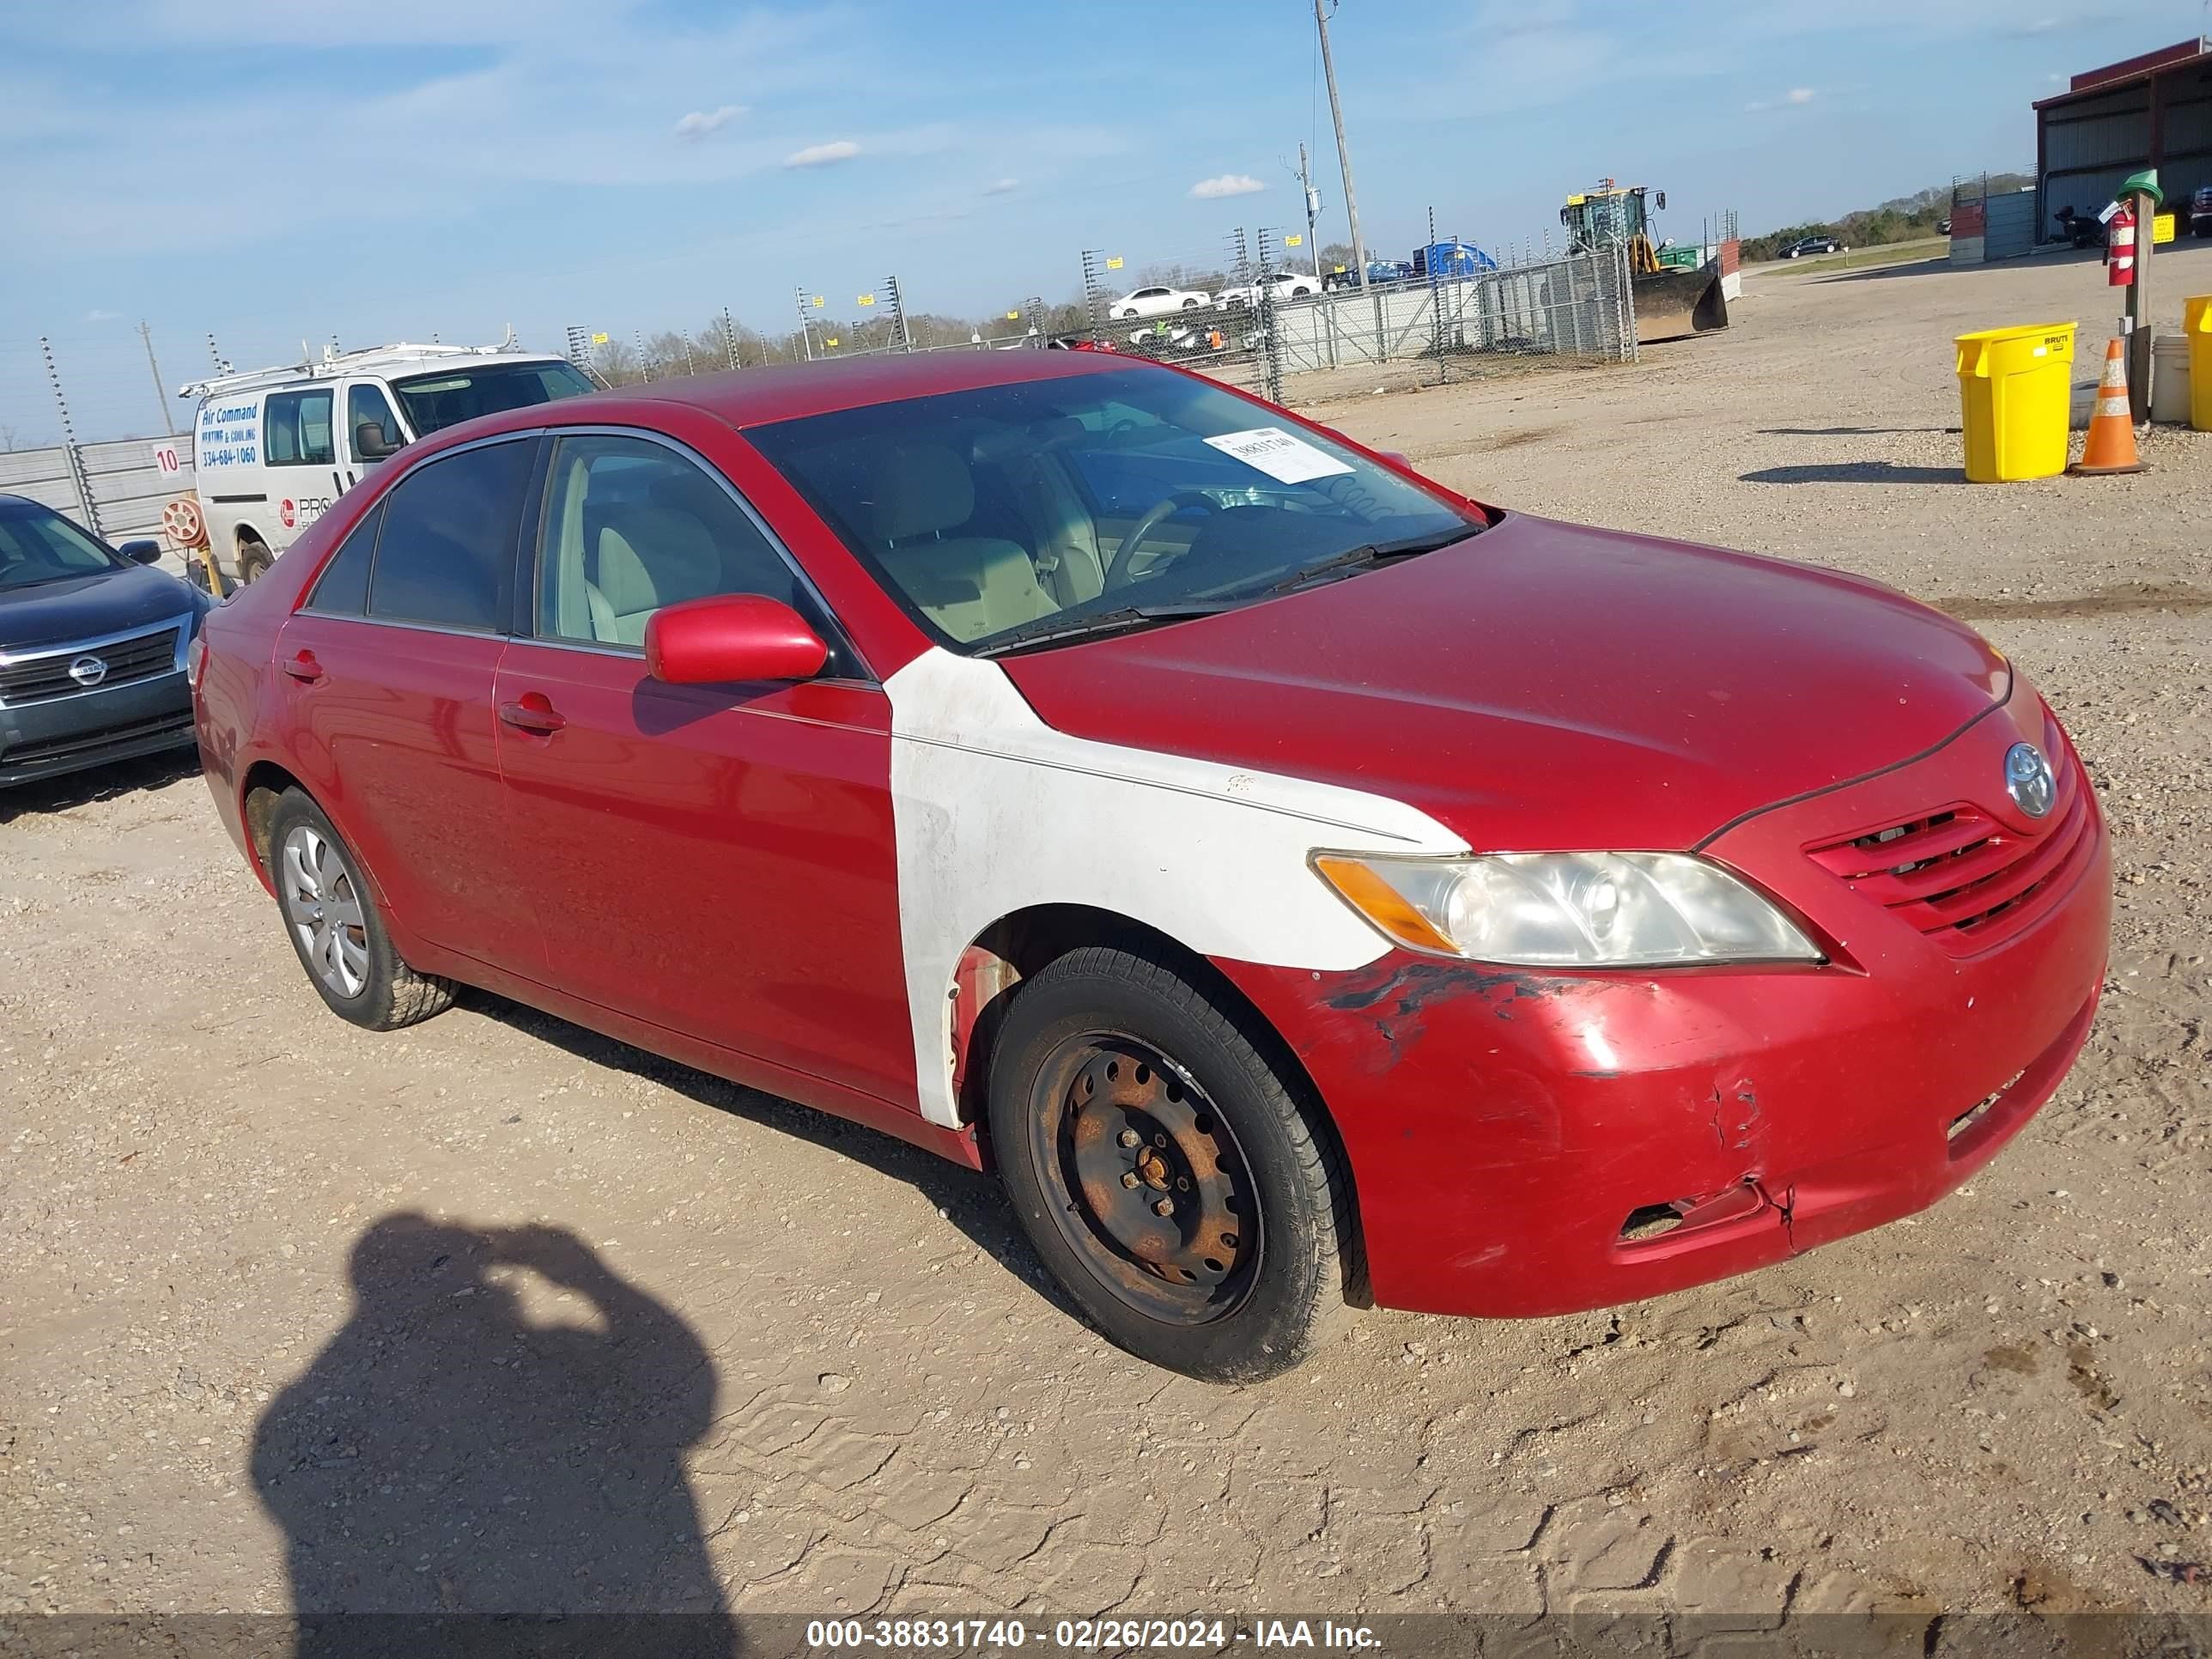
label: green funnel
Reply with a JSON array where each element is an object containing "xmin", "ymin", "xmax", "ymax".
[{"xmin": 2119, "ymin": 168, "xmax": 2164, "ymax": 210}]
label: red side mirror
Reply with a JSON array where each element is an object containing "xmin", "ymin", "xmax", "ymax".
[{"xmin": 644, "ymin": 593, "xmax": 827, "ymax": 686}]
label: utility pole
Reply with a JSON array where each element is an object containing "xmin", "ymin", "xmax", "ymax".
[
  {"xmin": 1315, "ymin": 0, "xmax": 1370, "ymax": 299},
  {"xmin": 1297, "ymin": 143, "xmax": 1323, "ymax": 280},
  {"xmin": 137, "ymin": 321, "xmax": 175, "ymax": 435}
]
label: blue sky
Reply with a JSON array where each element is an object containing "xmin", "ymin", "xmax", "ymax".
[{"xmin": 0, "ymin": 0, "xmax": 2197, "ymax": 441}]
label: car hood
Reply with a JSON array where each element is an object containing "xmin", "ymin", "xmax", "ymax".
[
  {"xmin": 1002, "ymin": 512, "xmax": 2010, "ymax": 851},
  {"xmin": 0, "ymin": 562, "xmax": 200, "ymax": 653}
]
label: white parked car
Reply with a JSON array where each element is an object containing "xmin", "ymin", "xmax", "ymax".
[
  {"xmin": 180, "ymin": 338, "xmax": 593, "ymax": 586},
  {"xmin": 1217, "ymin": 270, "xmax": 1322, "ymax": 308},
  {"xmin": 1112, "ymin": 285, "xmax": 1212, "ymax": 319}
]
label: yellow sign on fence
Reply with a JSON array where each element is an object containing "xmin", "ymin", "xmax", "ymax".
[
  {"xmin": 1285, "ymin": 234, "xmax": 1303, "ymax": 246},
  {"xmin": 1105, "ymin": 255, "xmax": 1124, "ymax": 270},
  {"xmin": 2153, "ymin": 212, "xmax": 2177, "ymax": 245},
  {"xmin": 1006, "ymin": 310, "xmax": 1021, "ymax": 319},
  {"xmin": 858, "ymin": 294, "xmax": 875, "ymax": 306},
  {"xmin": 590, "ymin": 331, "xmax": 609, "ymax": 344},
  {"xmin": 811, "ymin": 295, "xmax": 825, "ymax": 307}
]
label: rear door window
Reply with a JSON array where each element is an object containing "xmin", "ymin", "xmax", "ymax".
[
  {"xmin": 366, "ymin": 440, "xmax": 534, "ymax": 632},
  {"xmin": 303, "ymin": 501, "xmax": 383, "ymax": 616},
  {"xmin": 264, "ymin": 390, "xmax": 334, "ymax": 466}
]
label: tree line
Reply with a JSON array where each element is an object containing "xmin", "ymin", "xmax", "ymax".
[
  {"xmin": 1740, "ymin": 174, "xmax": 2034, "ymax": 262},
  {"xmin": 589, "ymin": 301, "xmax": 1097, "ymax": 386}
]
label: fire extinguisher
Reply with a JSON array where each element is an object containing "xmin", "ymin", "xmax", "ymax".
[{"xmin": 2106, "ymin": 200, "xmax": 2136, "ymax": 287}]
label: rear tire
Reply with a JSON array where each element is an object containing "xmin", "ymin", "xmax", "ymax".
[
  {"xmin": 236, "ymin": 537, "xmax": 271, "ymax": 584},
  {"xmin": 988, "ymin": 946, "xmax": 1348, "ymax": 1382},
  {"xmin": 265, "ymin": 789, "xmax": 454, "ymax": 1030}
]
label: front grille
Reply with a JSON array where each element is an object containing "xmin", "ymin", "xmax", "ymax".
[
  {"xmin": 1807, "ymin": 734, "xmax": 2093, "ymax": 957},
  {"xmin": 0, "ymin": 624, "xmax": 182, "ymax": 707}
]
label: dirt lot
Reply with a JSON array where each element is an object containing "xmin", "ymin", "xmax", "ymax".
[{"xmin": 4, "ymin": 246, "xmax": 2209, "ymax": 1632}]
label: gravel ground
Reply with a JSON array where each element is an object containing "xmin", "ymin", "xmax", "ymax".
[{"xmin": 3, "ymin": 246, "xmax": 2209, "ymax": 1632}]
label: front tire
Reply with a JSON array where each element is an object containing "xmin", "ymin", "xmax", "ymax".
[
  {"xmin": 988, "ymin": 946, "xmax": 1348, "ymax": 1382},
  {"xmin": 266, "ymin": 789, "xmax": 454, "ymax": 1030}
]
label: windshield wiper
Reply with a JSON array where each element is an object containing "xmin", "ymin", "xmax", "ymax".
[
  {"xmin": 1264, "ymin": 527, "xmax": 1480, "ymax": 596},
  {"xmin": 974, "ymin": 601, "xmax": 1233, "ymax": 658}
]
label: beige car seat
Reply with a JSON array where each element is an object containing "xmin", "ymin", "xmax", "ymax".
[
  {"xmin": 860, "ymin": 444, "xmax": 1054, "ymax": 642},
  {"xmin": 587, "ymin": 506, "xmax": 726, "ymax": 646}
]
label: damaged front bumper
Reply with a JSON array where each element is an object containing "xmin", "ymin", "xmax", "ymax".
[{"xmin": 1218, "ymin": 702, "xmax": 2112, "ymax": 1320}]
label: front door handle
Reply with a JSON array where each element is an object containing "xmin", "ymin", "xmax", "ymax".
[
  {"xmin": 498, "ymin": 693, "xmax": 567, "ymax": 735},
  {"xmin": 281, "ymin": 650, "xmax": 325, "ymax": 684}
]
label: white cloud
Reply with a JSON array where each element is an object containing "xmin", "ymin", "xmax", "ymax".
[
  {"xmin": 983, "ymin": 177, "xmax": 1019, "ymax": 195},
  {"xmin": 674, "ymin": 103, "xmax": 745, "ymax": 140},
  {"xmin": 84, "ymin": 308, "xmax": 119, "ymax": 322},
  {"xmin": 1189, "ymin": 173, "xmax": 1264, "ymax": 199},
  {"xmin": 1745, "ymin": 86, "xmax": 1818, "ymax": 112},
  {"xmin": 786, "ymin": 139, "xmax": 860, "ymax": 168}
]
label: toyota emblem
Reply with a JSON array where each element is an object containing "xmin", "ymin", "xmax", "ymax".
[
  {"xmin": 67, "ymin": 654, "xmax": 108, "ymax": 688},
  {"xmin": 2003, "ymin": 741, "xmax": 2056, "ymax": 819}
]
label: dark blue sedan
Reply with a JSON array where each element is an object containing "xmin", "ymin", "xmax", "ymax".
[{"xmin": 0, "ymin": 495, "xmax": 210, "ymax": 788}]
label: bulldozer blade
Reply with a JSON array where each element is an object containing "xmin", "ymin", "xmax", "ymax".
[{"xmin": 1631, "ymin": 258, "xmax": 1729, "ymax": 343}]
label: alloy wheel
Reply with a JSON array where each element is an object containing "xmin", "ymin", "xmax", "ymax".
[{"xmin": 280, "ymin": 823, "xmax": 369, "ymax": 999}]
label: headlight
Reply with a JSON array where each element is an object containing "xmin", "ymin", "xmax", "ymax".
[{"xmin": 1311, "ymin": 851, "xmax": 1821, "ymax": 967}]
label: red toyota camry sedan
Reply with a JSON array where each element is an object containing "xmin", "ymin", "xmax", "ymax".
[{"xmin": 191, "ymin": 351, "xmax": 2110, "ymax": 1380}]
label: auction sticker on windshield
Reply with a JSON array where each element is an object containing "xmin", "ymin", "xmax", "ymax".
[{"xmin": 1202, "ymin": 427, "xmax": 1355, "ymax": 484}]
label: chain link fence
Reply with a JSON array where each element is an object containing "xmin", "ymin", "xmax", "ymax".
[
  {"xmin": 1275, "ymin": 242, "xmax": 1637, "ymax": 381},
  {"xmin": 4, "ymin": 228, "xmax": 1638, "ymax": 564},
  {"xmin": 1072, "ymin": 224, "xmax": 1635, "ymax": 399},
  {"xmin": 1, "ymin": 331, "xmax": 198, "ymax": 553},
  {"xmin": 1074, "ymin": 228, "xmax": 1294, "ymax": 400}
]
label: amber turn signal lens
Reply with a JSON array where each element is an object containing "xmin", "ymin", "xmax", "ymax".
[{"xmin": 1312, "ymin": 854, "xmax": 1458, "ymax": 956}]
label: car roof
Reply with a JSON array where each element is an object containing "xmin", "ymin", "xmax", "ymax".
[{"xmin": 438, "ymin": 348, "xmax": 1145, "ymax": 441}]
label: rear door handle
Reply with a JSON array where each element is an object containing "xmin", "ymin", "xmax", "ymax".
[
  {"xmin": 281, "ymin": 651, "xmax": 325, "ymax": 684},
  {"xmin": 498, "ymin": 694, "xmax": 567, "ymax": 735}
]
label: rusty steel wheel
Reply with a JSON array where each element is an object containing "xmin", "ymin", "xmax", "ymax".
[
  {"xmin": 989, "ymin": 946, "xmax": 1348, "ymax": 1381},
  {"xmin": 1026, "ymin": 1033, "xmax": 1259, "ymax": 1326}
]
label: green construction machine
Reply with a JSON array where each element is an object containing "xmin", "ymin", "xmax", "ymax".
[{"xmin": 1560, "ymin": 181, "xmax": 1729, "ymax": 343}]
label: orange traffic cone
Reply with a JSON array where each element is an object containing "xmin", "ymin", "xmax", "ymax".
[{"xmin": 2069, "ymin": 334, "xmax": 2145, "ymax": 476}]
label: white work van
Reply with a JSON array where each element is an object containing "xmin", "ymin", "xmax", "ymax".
[{"xmin": 181, "ymin": 339, "xmax": 595, "ymax": 585}]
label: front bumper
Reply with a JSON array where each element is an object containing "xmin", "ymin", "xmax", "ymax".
[
  {"xmin": 1219, "ymin": 694, "xmax": 2112, "ymax": 1320},
  {"xmin": 0, "ymin": 671, "xmax": 196, "ymax": 788}
]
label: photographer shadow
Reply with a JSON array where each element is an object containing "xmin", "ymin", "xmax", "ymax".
[{"xmin": 252, "ymin": 1214, "xmax": 736, "ymax": 1657}]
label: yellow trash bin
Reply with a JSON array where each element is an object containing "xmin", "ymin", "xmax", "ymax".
[
  {"xmin": 1954, "ymin": 322, "xmax": 2075, "ymax": 482},
  {"xmin": 2186, "ymin": 295, "xmax": 2212, "ymax": 433}
]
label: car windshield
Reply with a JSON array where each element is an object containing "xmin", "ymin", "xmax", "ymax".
[
  {"xmin": 388, "ymin": 360, "xmax": 595, "ymax": 436},
  {"xmin": 748, "ymin": 365, "xmax": 1480, "ymax": 653},
  {"xmin": 0, "ymin": 500, "xmax": 121, "ymax": 590}
]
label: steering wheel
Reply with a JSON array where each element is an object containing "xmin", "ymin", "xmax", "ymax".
[{"xmin": 1104, "ymin": 490, "xmax": 1218, "ymax": 590}]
